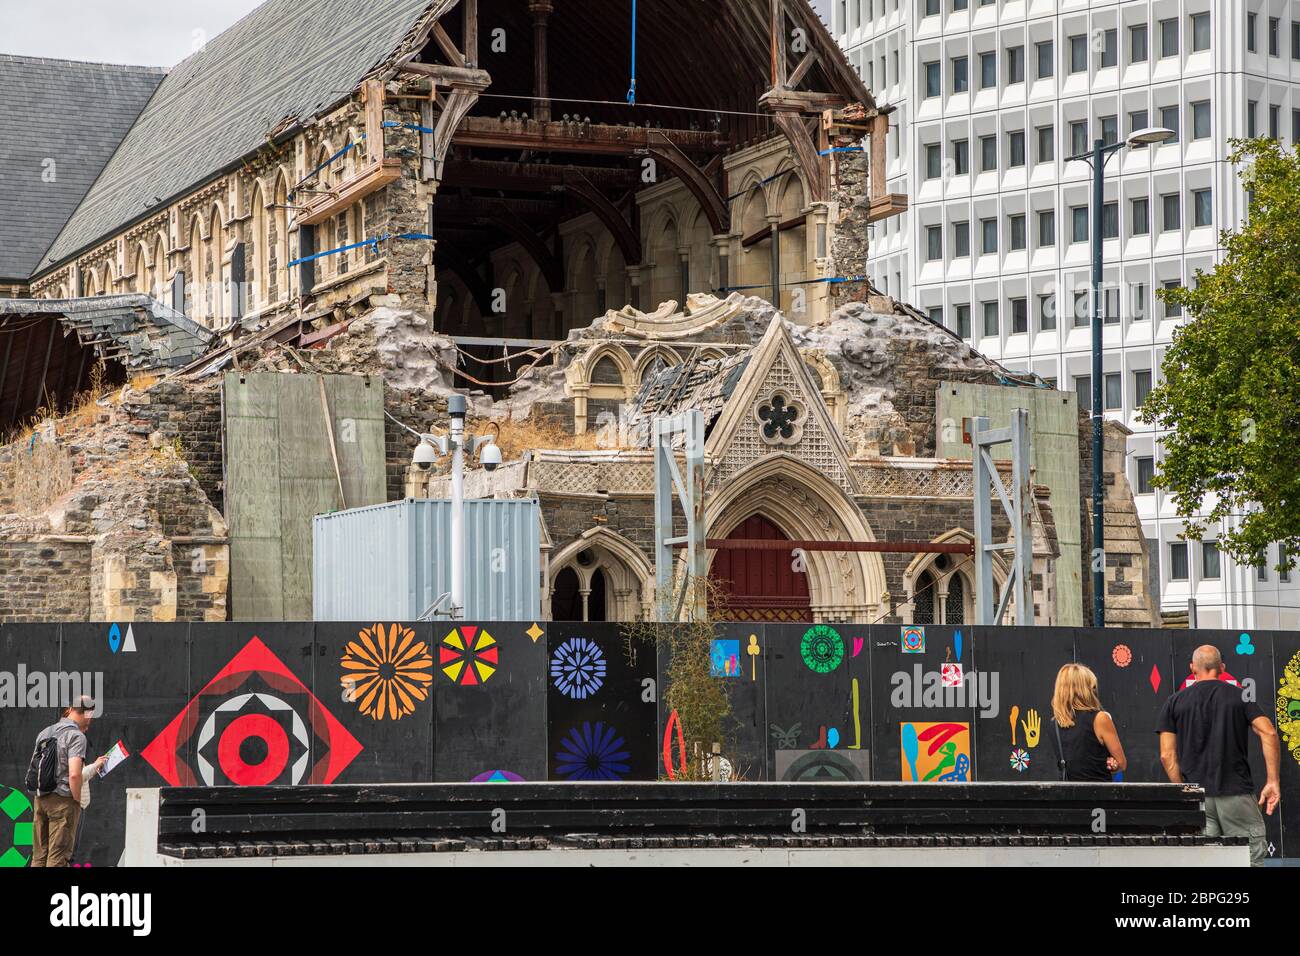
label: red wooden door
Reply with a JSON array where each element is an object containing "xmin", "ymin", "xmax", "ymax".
[{"xmin": 708, "ymin": 514, "xmax": 813, "ymax": 622}]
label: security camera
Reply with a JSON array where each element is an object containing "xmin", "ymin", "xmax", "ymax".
[
  {"xmin": 481, "ymin": 441, "xmax": 502, "ymax": 472},
  {"xmin": 412, "ymin": 440, "xmax": 437, "ymax": 471}
]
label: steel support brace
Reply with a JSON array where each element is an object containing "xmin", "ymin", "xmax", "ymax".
[
  {"xmin": 972, "ymin": 409, "xmax": 1034, "ymax": 626},
  {"xmin": 654, "ymin": 410, "xmax": 705, "ymax": 621}
]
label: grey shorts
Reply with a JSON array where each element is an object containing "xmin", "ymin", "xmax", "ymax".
[{"xmin": 1204, "ymin": 793, "xmax": 1268, "ymax": 867}]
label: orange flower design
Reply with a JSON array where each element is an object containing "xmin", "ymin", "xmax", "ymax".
[{"xmin": 340, "ymin": 623, "xmax": 433, "ymax": 721}]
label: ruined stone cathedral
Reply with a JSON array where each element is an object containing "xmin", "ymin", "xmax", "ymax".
[{"xmin": 0, "ymin": 0, "xmax": 1156, "ymax": 627}]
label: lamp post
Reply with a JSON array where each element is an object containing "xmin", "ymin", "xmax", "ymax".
[
  {"xmin": 1068, "ymin": 126, "xmax": 1174, "ymax": 627},
  {"xmin": 410, "ymin": 394, "xmax": 502, "ymax": 619}
]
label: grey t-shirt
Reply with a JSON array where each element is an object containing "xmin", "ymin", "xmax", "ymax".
[{"xmin": 33, "ymin": 718, "xmax": 88, "ymax": 797}]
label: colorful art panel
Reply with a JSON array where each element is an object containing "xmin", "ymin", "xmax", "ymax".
[
  {"xmin": 56, "ymin": 621, "xmax": 193, "ymax": 867},
  {"xmin": 760, "ymin": 624, "xmax": 856, "ymax": 774},
  {"xmin": 314, "ymin": 622, "xmax": 436, "ymax": 784},
  {"xmin": 1075, "ymin": 626, "xmax": 1173, "ymax": 784},
  {"xmin": 547, "ymin": 623, "xmax": 657, "ymax": 781},
  {"xmin": 867, "ymin": 624, "xmax": 976, "ymax": 781},
  {"xmin": 434, "ymin": 621, "xmax": 548, "ymax": 783},
  {"xmin": 899, "ymin": 722, "xmax": 971, "ymax": 781},
  {"xmin": 968, "ymin": 626, "xmax": 1075, "ymax": 782},
  {"xmin": 656, "ymin": 624, "xmax": 769, "ymax": 781}
]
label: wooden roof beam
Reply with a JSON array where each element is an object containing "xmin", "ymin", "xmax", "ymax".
[{"xmin": 454, "ymin": 116, "xmax": 728, "ymax": 156}]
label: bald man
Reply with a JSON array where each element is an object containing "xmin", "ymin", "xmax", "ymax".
[{"xmin": 1156, "ymin": 645, "xmax": 1280, "ymax": 866}]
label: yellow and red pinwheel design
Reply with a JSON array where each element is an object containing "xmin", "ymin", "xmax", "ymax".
[{"xmin": 439, "ymin": 625, "xmax": 499, "ymax": 685}]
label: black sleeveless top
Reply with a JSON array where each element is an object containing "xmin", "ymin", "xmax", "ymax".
[{"xmin": 1058, "ymin": 710, "xmax": 1113, "ymax": 782}]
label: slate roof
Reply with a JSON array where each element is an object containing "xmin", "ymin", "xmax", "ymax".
[
  {"xmin": 36, "ymin": 0, "xmax": 443, "ymax": 276},
  {"xmin": 0, "ymin": 55, "xmax": 163, "ymax": 282},
  {"xmin": 0, "ymin": 296, "xmax": 214, "ymax": 370},
  {"xmin": 630, "ymin": 350, "xmax": 752, "ymax": 443}
]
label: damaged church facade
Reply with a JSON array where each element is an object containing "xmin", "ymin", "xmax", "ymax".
[{"xmin": 0, "ymin": 0, "xmax": 1154, "ymax": 628}]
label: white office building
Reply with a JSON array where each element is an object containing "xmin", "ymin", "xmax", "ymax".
[{"xmin": 830, "ymin": 0, "xmax": 1300, "ymax": 629}]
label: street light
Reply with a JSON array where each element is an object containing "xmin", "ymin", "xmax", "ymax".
[
  {"xmin": 1068, "ymin": 126, "xmax": 1175, "ymax": 627},
  {"xmin": 410, "ymin": 393, "xmax": 500, "ymax": 620}
]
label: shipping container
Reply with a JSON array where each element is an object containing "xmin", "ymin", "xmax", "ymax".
[{"xmin": 312, "ymin": 498, "xmax": 541, "ymax": 621}]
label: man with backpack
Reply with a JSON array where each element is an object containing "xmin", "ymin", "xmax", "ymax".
[{"xmin": 27, "ymin": 696, "xmax": 106, "ymax": 867}]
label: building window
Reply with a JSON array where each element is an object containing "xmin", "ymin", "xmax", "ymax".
[
  {"xmin": 1272, "ymin": 104, "xmax": 1281, "ymax": 139},
  {"xmin": 1009, "ymin": 213, "xmax": 1026, "ymax": 250},
  {"xmin": 1247, "ymin": 13, "xmax": 1257, "ymax": 53},
  {"xmin": 1248, "ymin": 100, "xmax": 1258, "ymax": 138},
  {"xmin": 1159, "ymin": 18, "xmax": 1178, "ymax": 58},
  {"xmin": 1191, "ymin": 101, "xmax": 1210, "ymax": 140},
  {"xmin": 1132, "ymin": 282, "xmax": 1149, "ymax": 321},
  {"xmin": 1191, "ymin": 13, "xmax": 1211, "ymax": 52},
  {"xmin": 1006, "ymin": 45, "xmax": 1024, "ymax": 83},
  {"xmin": 1130, "ymin": 23, "xmax": 1148, "ymax": 63},
  {"xmin": 1203, "ymin": 541, "xmax": 1221, "ymax": 579},
  {"xmin": 1071, "ymin": 205, "xmax": 1088, "ymax": 243},
  {"xmin": 1008, "ymin": 130, "xmax": 1025, "ymax": 167},
  {"xmin": 926, "ymin": 225, "xmax": 942, "ymax": 261},
  {"xmin": 1105, "ymin": 287, "xmax": 1120, "ymax": 324},
  {"xmin": 1074, "ymin": 374, "xmax": 1091, "ymax": 412},
  {"xmin": 1037, "ymin": 125, "xmax": 1054, "ymax": 164},
  {"xmin": 928, "ymin": 306, "xmax": 944, "ymax": 326},
  {"xmin": 1169, "ymin": 542, "xmax": 1189, "ymax": 581},
  {"xmin": 1282, "ymin": 545, "xmax": 1292, "ymax": 583},
  {"xmin": 980, "ymin": 135, "xmax": 997, "ymax": 172},
  {"xmin": 1037, "ymin": 208, "xmax": 1055, "ymax": 247},
  {"xmin": 1101, "ymin": 114, "xmax": 1118, "ymax": 147},
  {"xmin": 982, "ymin": 301, "xmax": 998, "ymax": 337},
  {"xmin": 1160, "ymin": 104, "xmax": 1180, "ymax": 142},
  {"xmin": 1038, "ymin": 293, "xmax": 1056, "ymax": 330},
  {"xmin": 952, "ymin": 55, "xmax": 969, "ymax": 93},
  {"xmin": 1162, "ymin": 279, "xmax": 1183, "ymax": 318},
  {"xmin": 1132, "ymin": 197, "xmax": 1150, "ymax": 236},
  {"xmin": 1100, "ymin": 28, "xmax": 1117, "ymax": 68},
  {"xmin": 1129, "ymin": 109, "xmax": 1149, "ymax": 142},
  {"xmin": 925, "ymin": 0, "xmax": 940, "ymax": 15},
  {"xmin": 1258, "ymin": 547, "xmax": 1270, "ymax": 581},
  {"xmin": 1010, "ymin": 296, "xmax": 1027, "ymax": 333},
  {"xmin": 925, "ymin": 143, "xmax": 942, "ymax": 179},
  {"xmin": 1134, "ymin": 369, "xmax": 1152, "ymax": 407},
  {"xmin": 979, "ymin": 51, "xmax": 997, "ymax": 89},
  {"xmin": 953, "ymin": 138, "xmax": 969, "ymax": 174},
  {"xmin": 1070, "ymin": 120, "xmax": 1088, "ymax": 157},
  {"xmin": 1137, "ymin": 456, "xmax": 1155, "ymax": 494},
  {"xmin": 1193, "ymin": 189, "xmax": 1213, "ymax": 228},
  {"xmin": 955, "ymin": 303, "xmax": 971, "ymax": 338},
  {"xmin": 1293, "ymin": 21, "xmax": 1300, "ymax": 60},
  {"xmin": 953, "ymin": 0, "xmax": 968, "ymax": 10},
  {"xmin": 1072, "ymin": 290, "xmax": 1089, "ymax": 327},
  {"xmin": 1102, "ymin": 201, "xmax": 1119, "ymax": 240},
  {"xmin": 1293, "ymin": 109, "xmax": 1300, "ymax": 144},
  {"xmin": 1036, "ymin": 40, "xmax": 1054, "ymax": 79},
  {"xmin": 925, "ymin": 61, "xmax": 941, "ymax": 97},
  {"xmin": 1069, "ymin": 34, "xmax": 1088, "ymax": 73},
  {"xmin": 1104, "ymin": 371, "xmax": 1121, "ymax": 409},
  {"xmin": 1271, "ymin": 17, "xmax": 1281, "ymax": 57},
  {"xmin": 953, "ymin": 220, "xmax": 970, "ymax": 257},
  {"xmin": 1162, "ymin": 193, "xmax": 1181, "ymax": 231},
  {"xmin": 981, "ymin": 217, "xmax": 997, "ymax": 254}
]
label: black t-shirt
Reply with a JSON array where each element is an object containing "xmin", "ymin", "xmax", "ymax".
[{"xmin": 1155, "ymin": 678, "xmax": 1265, "ymax": 796}]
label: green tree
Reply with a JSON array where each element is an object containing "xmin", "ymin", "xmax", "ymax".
[{"xmin": 1141, "ymin": 139, "xmax": 1300, "ymax": 573}]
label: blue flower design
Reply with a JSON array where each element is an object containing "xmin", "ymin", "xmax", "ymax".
[
  {"xmin": 550, "ymin": 637, "xmax": 607, "ymax": 699},
  {"xmin": 555, "ymin": 721, "xmax": 631, "ymax": 781}
]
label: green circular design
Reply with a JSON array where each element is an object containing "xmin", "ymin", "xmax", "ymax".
[
  {"xmin": 800, "ymin": 625, "xmax": 844, "ymax": 673},
  {"xmin": 0, "ymin": 786, "xmax": 33, "ymax": 868}
]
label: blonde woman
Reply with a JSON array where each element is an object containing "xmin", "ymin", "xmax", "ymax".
[{"xmin": 1051, "ymin": 664, "xmax": 1127, "ymax": 782}]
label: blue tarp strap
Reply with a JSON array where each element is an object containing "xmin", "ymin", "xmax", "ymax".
[
  {"xmin": 285, "ymin": 233, "xmax": 434, "ymax": 270},
  {"xmin": 290, "ymin": 136, "xmax": 366, "ymax": 199},
  {"xmin": 819, "ymin": 146, "xmax": 865, "ymax": 155},
  {"xmin": 383, "ymin": 120, "xmax": 437, "ymax": 135}
]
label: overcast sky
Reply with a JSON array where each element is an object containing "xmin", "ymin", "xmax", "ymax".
[
  {"xmin": 3, "ymin": 0, "xmax": 834, "ymax": 68},
  {"xmin": 2, "ymin": 0, "xmax": 265, "ymax": 67}
]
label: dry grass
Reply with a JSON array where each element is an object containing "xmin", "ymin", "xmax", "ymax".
[
  {"xmin": 478, "ymin": 413, "xmax": 610, "ymax": 463},
  {"xmin": 2, "ymin": 362, "xmax": 115, "ymax": 447}
]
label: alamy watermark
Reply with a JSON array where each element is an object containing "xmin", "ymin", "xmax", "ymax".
[{"xmin": 0, "ymin": 667, "xmax": 104, "ymax": 713}]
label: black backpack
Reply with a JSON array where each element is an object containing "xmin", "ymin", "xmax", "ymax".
[{"xmin": 25, "ymin": 736, "xmax": 60, "ymax": 796}]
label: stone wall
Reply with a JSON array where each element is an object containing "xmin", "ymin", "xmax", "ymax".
[
  {"xmin": 122, "ymin": 380, "xmax": 224, "ymax": 512},
  {"xmin": 0, "ymin": 539, "xmax": 92, "ymax": 621}
]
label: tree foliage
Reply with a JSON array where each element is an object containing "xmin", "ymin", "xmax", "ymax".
[{"xmin": 1142, "ymin": 139, "xmax": 1300, "ymax": 571}]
